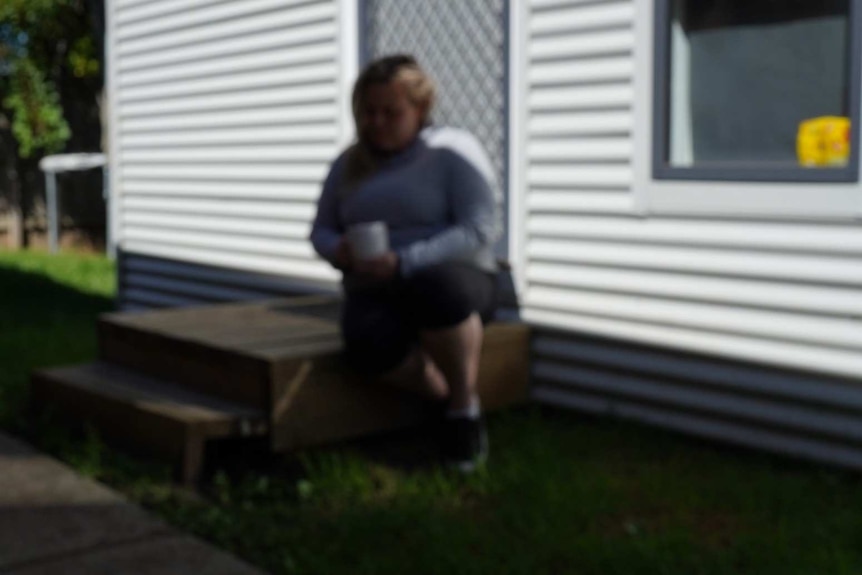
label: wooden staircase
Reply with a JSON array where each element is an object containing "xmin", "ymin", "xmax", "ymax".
[{"xmin": 31, "ymin": 296, "xmax": 531, "ymax": 485}]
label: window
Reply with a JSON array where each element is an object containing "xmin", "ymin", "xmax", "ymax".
[{"xmin": 653, "ymin": 0, "xmax": 861, "ymax": 182}]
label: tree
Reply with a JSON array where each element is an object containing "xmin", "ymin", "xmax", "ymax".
[{"xmin": 0, "ymin": 0, "xmax": 104, "ymax": 248}]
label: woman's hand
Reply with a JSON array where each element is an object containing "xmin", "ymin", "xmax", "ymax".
[
  {"xmin": 334, "ymin": 238, "xmax": 353, "ymax": 270},
  {"xmin": 354, "ymin": 251, "xmax": 399, "ymax": 282}
]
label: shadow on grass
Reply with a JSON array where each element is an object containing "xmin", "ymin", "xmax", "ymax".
[
  {"xmin": 202, "ymin": 418, "xmax": 446, "ymax": 486},
  {"xmin": 0, "ymin": 259, "xmax": 114, "ymax": 322},
  {"xmin": 0, "ymin": 262, "xmax": 115, "ymax": 433},
  {"xmin": 153, "ymin": 404, "xmax": 862, "ymax": 575},
  {"xmin": 5, "ymin": 257, "xmax": 862, "ymax": 575}
]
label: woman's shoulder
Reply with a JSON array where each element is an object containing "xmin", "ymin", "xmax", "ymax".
[
  {"xmin": 420, "ymin": 126, "xmax": 496, "ymax": 186},
  {"xmin": 330, "ymin": 145, "xmax": 354, "ymax": 168},
  {"xmin": 324, "ymin": 145, "xmax": 356, "ymax": 182}
]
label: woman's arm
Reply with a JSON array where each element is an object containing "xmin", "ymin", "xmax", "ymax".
[
  {"xmin": 310, "ymin": 154, "xmax": 354, "ymax": 269},
  {"xmin": 397, "ymin": 149, "xmax": 500, "ymax": 277}
]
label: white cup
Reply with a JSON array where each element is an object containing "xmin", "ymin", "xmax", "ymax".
[{"xmin": 346, "ymin": 221, "xmax": 389, "ymax": 261}]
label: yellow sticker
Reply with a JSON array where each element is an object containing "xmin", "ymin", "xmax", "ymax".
[{"xmin": 797, "ymin": 116, "xmax": 851, "ymax": 167}]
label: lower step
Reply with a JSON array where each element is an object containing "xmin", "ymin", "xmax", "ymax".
[{"xmin": 31, "ymin": 361, "xmax": 268, "ymax": 485}]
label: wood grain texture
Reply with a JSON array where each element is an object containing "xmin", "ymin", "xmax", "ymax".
[
  {"xmin": 30, "ymin": 362, "xmax": 267, "ymax": 484},
  {"xmin": 98, "ymin": 321, "xmax": 270, "ymax": 408},
  {"xmin": 269, "ymin": 322, "xmax": 532, "ymax": 451},
  {"xmin": 44, "ymin": 295, "xmax": 530, "ymax": 478}
]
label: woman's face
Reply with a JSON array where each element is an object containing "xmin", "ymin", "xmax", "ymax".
[{"xmin": 358, "ymin": 80, "xmax": 425, "ymax": 154}]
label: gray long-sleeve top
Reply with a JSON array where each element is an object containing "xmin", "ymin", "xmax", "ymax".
[{"xmin": 310, "ymin": 126, "xmax": 501, "ymax": 287}]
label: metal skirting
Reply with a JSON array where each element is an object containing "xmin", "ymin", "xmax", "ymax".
[
  {"xmin": 117, "ymin": 249, "xmax": 521, "ymax": 319},
  {"xmin": 530, "ymin": 328, "xmax": 862, "ymax": 471},
  {"xmin": 117, "ymin": 249, "xmax": 337, "ymax": 311}
]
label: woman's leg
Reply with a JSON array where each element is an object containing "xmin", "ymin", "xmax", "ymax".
[
  {"xmin": 420, "ymin": 312, "xmax": 483, "ymax": 410},
  {"xmin": 377, "ymin": 349, "xmax": 449, "ymax": 401},
  {"xmin": 341, "ymin": 288, "xmax": 449, "ymax": 400},
  {"xmin": 407, "ymin": 264, "xmax": 495, "ymax": 471},
  {"xmin": 405, "ymin": 264, "xmax": 496, "ymax": 410}
]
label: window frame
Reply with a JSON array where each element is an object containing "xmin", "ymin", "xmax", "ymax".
[{"xmin": 651, "ymin": 0, "xmax": 862, "ymax": 184}]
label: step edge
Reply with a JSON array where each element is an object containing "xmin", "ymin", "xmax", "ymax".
[{"xmin": 32, "ymin": 362, "xmax": 267, "ymax": 429}]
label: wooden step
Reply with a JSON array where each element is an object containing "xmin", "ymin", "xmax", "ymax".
[
  {"xmin": 97, "ymin": 295, "xmax": 341, "ymax": 409},
  {"xmin": 30, "ymin": 361, "xmax": 268, "ymax": 485},
  {"xmin": 94, "ymin": 294, "xmax": 531, "ymax": 457}
]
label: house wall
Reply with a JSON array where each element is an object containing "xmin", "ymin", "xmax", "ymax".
[
  {"xmin": 107, "ymin": 0, "xmax": 862, "ymax": 468},
  {"xmin": 106, "ymin": 0, "xmax": 351, "ymax": 308},
  {"xmin": 518, "ymin": 0, "xmax": 862, "ymax": 468}
]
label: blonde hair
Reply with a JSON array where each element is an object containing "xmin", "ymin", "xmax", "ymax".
[{"xmin": 340, "ymin": 55, "xmax": 436, "ymax": 194}]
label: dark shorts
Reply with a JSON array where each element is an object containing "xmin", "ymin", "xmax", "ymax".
[{"xmin": 341, "ymin": 263, "xmax": 497, "ymax": 375}]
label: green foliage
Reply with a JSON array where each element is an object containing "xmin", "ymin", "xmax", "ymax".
[
  {"xmin": 3, "ymin": 58, "xmax": 70, "ymax": 157},
  {"xmin": 0, "ymin": 0, "xmax": 102, "ymax": 158},
  {"xmin": 68, "ymin": 35, "xmax": 99, "ymax": 78}
]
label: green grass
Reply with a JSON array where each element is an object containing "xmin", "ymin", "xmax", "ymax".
[
  {"xmin": 3, "ymin": 249, "xmax": 862, "ymax": 575},
  {"xmin": 0, "ymin": 249, "xmax": 115, "ymax": 428}
]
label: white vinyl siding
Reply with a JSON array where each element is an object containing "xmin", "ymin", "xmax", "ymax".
[
  {"xmin": 521, "ymin": 0, "xmax": 862, "ymax": 380},
  {"xmin": 108, "ymin": 0, "xmax": 346, "ymax": 307},
  {"xmin": 519, "ymin": 0, "xmax": 862, "ymax": 469},
  {"xmin": 106, "ymin": 0, "xmax": 862, "ymax": 469}
]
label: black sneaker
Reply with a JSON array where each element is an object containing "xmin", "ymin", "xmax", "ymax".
[{"xmin": 440, "ymin": 415, "xmax": 489, "ymax": 473}]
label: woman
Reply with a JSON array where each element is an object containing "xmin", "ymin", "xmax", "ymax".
[{"xmin": 309, "ymin": 55, "xmax": 500, "ymax": 472}]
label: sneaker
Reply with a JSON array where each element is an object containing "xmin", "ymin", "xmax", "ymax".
[{"xmin": 440, "ymin": 415, "xmax": 489, "ymax": 473}]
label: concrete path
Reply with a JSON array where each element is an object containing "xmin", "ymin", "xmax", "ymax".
[{"xmin": 0, "ymin": 432, "xmax": 266, "ymax": 575}]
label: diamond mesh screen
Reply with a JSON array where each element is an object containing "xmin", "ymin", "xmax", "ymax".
[{"xmin": 362, "ymin": 0, "xmax": 508, "ymax": 200}]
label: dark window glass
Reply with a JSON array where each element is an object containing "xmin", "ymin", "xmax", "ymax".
[{"xmin": 657, "ymin": 0, "xmax": 858, "ymax": 179}]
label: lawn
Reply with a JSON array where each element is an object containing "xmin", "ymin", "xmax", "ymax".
[{"xmin": 3, "ymin": 249, "xmax": 862, "ymax": 575}]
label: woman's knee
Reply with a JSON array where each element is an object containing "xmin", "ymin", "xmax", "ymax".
[
  {"xmin": 406, "ymin": 264, "xmax": 494, "ymax": 329},
  {"xmin": 341, "ymin": 300, "xmax": 412, "ymax": 375}
]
